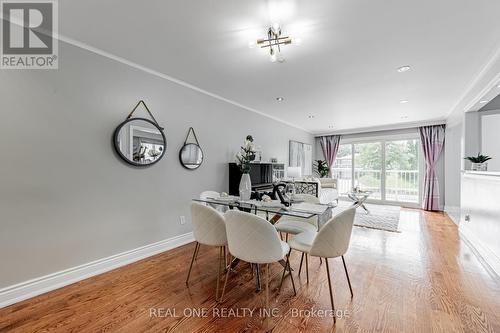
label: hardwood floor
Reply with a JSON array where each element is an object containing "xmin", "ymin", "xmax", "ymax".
[{"xmin": 1, "ymin": 209, "xmax": 500, "ymax": 332}]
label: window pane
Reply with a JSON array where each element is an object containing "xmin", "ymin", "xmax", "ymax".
[
  {"xmin": 354, "ymin": 142, "xmax": 382, "ymax": 199},
  {"xmin": 385, "ymin": 139, "xmax": 419, "ymax": 202},
  {"xmin": 332, "ymin": 144, "xmax": 352, "ymax": 194}
]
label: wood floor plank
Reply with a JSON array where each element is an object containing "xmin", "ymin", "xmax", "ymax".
[{"xmin": 1, "ymin": 209, "xmax": 500, "ymax": 332}]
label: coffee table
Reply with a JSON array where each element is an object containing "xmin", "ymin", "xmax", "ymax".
[{"xmin": 345, "ymin": 190, "xmax": 372, "ymax": 214}]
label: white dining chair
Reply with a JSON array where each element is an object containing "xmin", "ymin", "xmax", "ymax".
[
  {"xmin": 288, "ymin": 207, "xmax": 356, "ymax": 323},
  {"xmin": 220, "ymin": 210, "xmax": 296, "ymax": 312},
  {"xmin": 274, "ymin": 193, "xmax": 320, "ymax": 280},
  {"xmin": 199, "ymin": 190, "xmax": 220, "ymax": 200},
  {"xmin": 275, "ymin": 193, "xmax": 320, "ymax": 237},
  {"xmin": 200, "ymin": 190, "xmax": 228, "ymax": 213},
  {"xmin": 186, "ymin": 202, "xmax": 228, "ymax": 301}
]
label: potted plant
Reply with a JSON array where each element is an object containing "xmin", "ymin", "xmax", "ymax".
[
  {"xmin": 314, "ymin": 160, "xmax": 330, "ymax": 178},
  {"xmin": 235, "ymin": 135, "xmax": 256, "ymax": 200},
  {"xmin": 464, "ymin": 153, "xmax": 492, "ymax": 171}
]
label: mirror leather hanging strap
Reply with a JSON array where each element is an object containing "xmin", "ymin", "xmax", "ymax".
[
  {"xmin": 126, "ymin": 100, "xmax": 164, "ymax": 130},
  {"xmin": 184, "ymin": 127, "xmax": 200, "ymax": 146}
]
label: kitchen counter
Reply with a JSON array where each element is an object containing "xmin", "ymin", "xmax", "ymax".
[{"xmin": 462, "ymin": 170, "xmax": 500, "ymax": 177}]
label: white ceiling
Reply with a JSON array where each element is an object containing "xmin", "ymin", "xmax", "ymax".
[{"xmin": 59, "ymin": 0, "xmax": 500, "ymax": 133}]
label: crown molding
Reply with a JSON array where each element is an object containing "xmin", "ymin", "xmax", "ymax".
[
  {"xmin": 446, "ymin": 40, "xmax": 500, "ymax": 119},
  {"xmin": 56, "ymin": 34, "xmax": 312, "ymax": 134},
  {"xmin": 1, "ymin": 15, "xmax": 312, "ymax": 134},
  {"xmin": 313, "ymin": 118, "xmax": 446, "ymax": 137}
]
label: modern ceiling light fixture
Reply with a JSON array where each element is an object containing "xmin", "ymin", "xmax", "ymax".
[
  {"xmin": 479, "ymin": 100, "xmax": 488, "ymax": 104},
  {"xmin": 397, "ymin": 65, "xmax": 411, "ymax": 73},
  {"xmin": 276, "ymin": 97, "xmax": 284, "ymax": 102},
  {"xmin": 251, "ymin": 23, "xmax": 297, "ymax": 63},
  {"xmin": 400, "ymin": 100, "xmax": 409, "ymax": 104}
]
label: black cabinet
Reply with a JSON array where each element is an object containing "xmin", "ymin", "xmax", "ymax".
[{"xmin": 228, "ymin": 163, "xmax": 284, "ymax": 195}]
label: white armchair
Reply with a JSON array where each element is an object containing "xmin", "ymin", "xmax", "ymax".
[{"xmin": 318, "ymin": 178, "xmax": 339, "ymax": 204}]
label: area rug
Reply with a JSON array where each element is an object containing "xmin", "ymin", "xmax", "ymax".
[{"xmin": 334, "ymin": 201, "xmax": 401, "ymax": 232}]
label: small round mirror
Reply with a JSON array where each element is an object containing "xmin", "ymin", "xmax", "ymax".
[
  {"xmin": 179, "ymin": 143, "xmax": 204, "ymax": 170},
  {"xmin": 114, "ymin": 118, "xmax": 166, "ymax": 166}
]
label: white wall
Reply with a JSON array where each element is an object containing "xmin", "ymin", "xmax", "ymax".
[
  {"xmin": 0, "ymin": 41, "xmax": 313, "ymax": 289},
  {"xmin": 480, "ymin": 111, "xmax": 500, "ymax": 171},
  {"xmin": 444, "ymin": 114, "xmax": 464, "ymax": 221},
  {"xmin": 463, "ymin": 111, "xmax": 481, "ymax": 170}
]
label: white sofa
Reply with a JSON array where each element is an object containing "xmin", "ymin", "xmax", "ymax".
[{"xmin": 293, "ymin": 177, "xmax": 339, "ymax": 204}]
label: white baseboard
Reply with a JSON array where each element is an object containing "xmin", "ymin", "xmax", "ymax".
[
  {"xmin": 0, "ymin": 232, "xmax": 194, "ymax": 309},
  {"xmin": 444, "ymin": 205, "xmax": 461, "ymax": 225},
  {"xmin": 459, "ymin": 226, "xmax": 500, "ymax": 279}
]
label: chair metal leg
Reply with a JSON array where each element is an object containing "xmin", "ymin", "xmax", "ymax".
[
  {"xmin": 219, "ymin": 254, "xmax": 233, "ymax": 303},
  {"xmin": 325, "ymin": 258, "xmax": 336, "ymax": 324},
  {"xmin": 287, "ymin": 253, "xmax": 296, "ymax": 295},
  {"xmin": 255, "ymin": 264, "xmax": 261, "ymax": 291},
  {"xmin": 194, "ymin": 241, "xmax": 201, "ymax": 260},
  {"xmin": 341, "ymin": 255, "xmax": 353, "ymax": 298},
  {"xmin": 298, "ymin": 252, "xmax": 304, "ymax": 276},
  {"xmin": 279, "ymin": 252, "xmax": 296, "ymax": 295},
  {"xmin": 279, "ymin": 260, "xmax": 287, "ymax": 292},
  {"xmin": 265, "ymin": 263, "xmax": 270, "ymax": 315},
  {"xmin": 223, "ymin": 246, "xmax": 227, "ymax": 268},
  {"xmin": 185, "ymin": 242, "xmax": 199, "ymax": 285},
  {"xmin": 305, "ymin": 253, "xmax": 309, "ymax": 284},
  {"xmin": 215, "ymin": 246, "xmax": 222, "ymax": 301},
  {"xmin": 285, "ymin": 233, "xmax": 289, "ymax": 242}
]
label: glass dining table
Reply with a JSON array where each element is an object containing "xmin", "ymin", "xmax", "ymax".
[
  {"xmin": 192, "ymin": 196, "xmax": 336, "ymax": 291},
  {"xmin": 193, "ymin": 197, "xmax": 335, "ymax": 229}
]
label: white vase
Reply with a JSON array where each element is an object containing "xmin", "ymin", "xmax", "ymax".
[
  {"xmin": 471, "ymin": 162, "xmax": 488, "ymax": 171},
  {"xmin": 239, "ymin": 173, "xmax": 252, "ymax": 200}
]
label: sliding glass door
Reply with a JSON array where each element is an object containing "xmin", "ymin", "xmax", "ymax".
[
  {"xmin": 332, "ymin": 144, "xmax": 352, "ymax": 195},
  {"xmin": 331, "ymin": 137, "xmax": 421, "ymax": 205},
  {"xmin": 385, "ymin": 139, "xmax": 420, "ymax": 203},
  {"xmin": 354, "ymin": 142, "xmax": 382, "ymax": 200}
]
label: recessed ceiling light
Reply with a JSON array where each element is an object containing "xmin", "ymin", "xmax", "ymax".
[
  {"xmin": 401, "ymin": 115, "xmax": 408, "ymax": 119},
  {"xmin": 328, "ymin": 125, "xmax": 334, "ymax": 129},
  {"xmin": 308, "ymin": 114, "xmax": 315, "ymax": 119},
  {"xmin": 497, "ymin": 84, "xmax": 500, "ymax": 88},
  {"xmin": 400, "ymin": 100, "xmax": 409, "ymax": 104},
  {"xmin": 479, "ymin": 100, "xmax": 489, "ymax": 104},
  {"xmin": 276, "ymin": 97, "xmax": 284, "ymax": 102},
  {"xmin": 397, "ymin": 65, "xmax": 411, "ymax": 73}
]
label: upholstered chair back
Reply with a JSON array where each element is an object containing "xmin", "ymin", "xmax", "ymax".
[
  {"xmin": 224, "ymin": 210, "xmax": 284, "ymax": 264},
  {"xmin": 310, "ymin": 207, "xmax": 356, "ymax": 258},
  {"xmin": 191, "ymin": 202, "xmax": 227, "ymax": 247},
  {"xmin": 293, "ymin": 193, "xmax": 320, "ymax": 204},
  {"xmin": 287, "ymin": 193, "xmax": 320, "ymax": 226}
]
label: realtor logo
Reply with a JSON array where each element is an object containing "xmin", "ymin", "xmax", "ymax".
[{"xmin": 1, "ymin": 0, "xmax": 58, "ymax": 69}]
